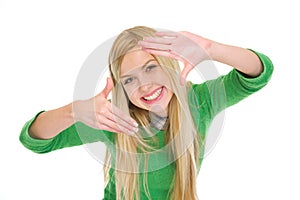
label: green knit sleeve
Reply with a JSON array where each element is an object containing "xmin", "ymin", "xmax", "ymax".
[
  {"xmin": 190, "ymin": 49, "xmax": 274, "ymax": 119},
  {"xmin": 19, "ymin": 111, "xmax": 115, "ymax": 154}
]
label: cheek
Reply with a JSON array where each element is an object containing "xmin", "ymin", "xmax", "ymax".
[
  {"xmin": 128, "ymin": 91, "xmax": 140, "ymax": 106},
  {"xmin": 154, "ymin": 71, "xmax": 173, "ymax": 89}
]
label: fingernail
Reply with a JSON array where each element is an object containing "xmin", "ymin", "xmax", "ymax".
[
  {"xmin": 127, "ymin": 130, "xmax": 135, "ymax": 135},
  {"xmin": 133, "ymin": 121, "xmax": 138, "ymax": 127},
  {"xmin": 180, "ymin": 76, "xmax": 186, "ymax": 85},
  {"xmin": 134, "ymin": 127, "xmax": 139, "ymax": 133},
  {"xmin": 127, "ymin": 127, "xmax": 139, "ymax": 136},
  {"xmin": 130, "ymin": 125, "xmax": 138, "ymax": 132}
]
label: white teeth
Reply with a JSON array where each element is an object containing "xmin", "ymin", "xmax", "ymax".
[{"xmin": 144, "ymin": 88, "xmax": 163, "ymax": 101}]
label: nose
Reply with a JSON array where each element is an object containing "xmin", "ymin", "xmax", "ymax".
[
  {"xmin": 139, "ymin": 82, "xmax": 153, "ymax": 93},
  {"xmin": 135, "ymin": 72, "xmax": 154, "ymax": 92}
]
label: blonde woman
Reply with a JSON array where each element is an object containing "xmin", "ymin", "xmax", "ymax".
[{"xmin": 20, "ymin": 26, "xmax": 273, "ymax": 199}]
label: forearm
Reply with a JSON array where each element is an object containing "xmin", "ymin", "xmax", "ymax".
[
  {"xmin": 28, "ymin": 103, "xmax": 74, "ymax": 139},
  {"xmin": 208, "ymin": 41, "xmax": 263, "ymax": 77}
]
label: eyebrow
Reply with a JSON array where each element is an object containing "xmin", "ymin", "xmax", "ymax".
[{"xmin": 120, "ymin": 59, "xmax": 156, "ymax": 78}]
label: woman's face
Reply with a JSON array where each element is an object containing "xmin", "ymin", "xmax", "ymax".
[{"xmin": 120, "ymin": 50, "xmax": 173, "ymax": 117}]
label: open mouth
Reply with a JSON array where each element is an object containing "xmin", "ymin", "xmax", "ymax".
[{"xmin": 140, "ymin": 86, "xmax": 164, "ymax": 104}]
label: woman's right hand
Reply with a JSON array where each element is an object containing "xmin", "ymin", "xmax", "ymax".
[{"xmin": 73, "ymin": 77, "xmax": 139, "ymax": 135}]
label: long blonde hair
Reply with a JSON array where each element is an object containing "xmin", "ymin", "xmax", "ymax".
[{"xmin": 105, "ymin": 26, "xmax": 202, "ymax": 200}]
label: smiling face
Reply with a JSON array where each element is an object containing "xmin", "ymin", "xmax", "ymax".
[{"xmin": 120, "ymin": 50, "xmax": 173, "ymax": 117}]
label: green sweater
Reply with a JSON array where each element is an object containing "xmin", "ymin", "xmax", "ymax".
[{"xmin": 19, "ymin": 50, "xmax": 273, "ymax": 199}]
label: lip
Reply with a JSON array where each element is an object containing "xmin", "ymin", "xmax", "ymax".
[{"xmin": 140, "ymin": 86, "xmax": 165, "ymax": 104}]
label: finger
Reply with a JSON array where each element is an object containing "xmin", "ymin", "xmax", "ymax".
[
  {"xmin": 142, "ymin": 37, "xmax": 173, "ymax": 45},
  {"xmin": 180, "ymin": 63, "xmax": 194, "ymax": 85},
  {"xmin": 142, "ymin": 48, "xmax": 187, "ymax": 64},
  {"xmin": 98, "ymin": 115, "xmax": 136, "ymax": 135},
  {"xmin": 139, "ymin": 41, "xmax": 170, "ymax": 51},
  {"xmin": 99, "ymin": 77, "xmax": 113, "ymax": 98},
  {"xmin": 91, "ymin": 121, "xmax": 121, "ymax": 134},
  {"xmin": 109, "ymin": 104, "xmax": 139, "ymax": 127},
  {"xmin": 142, "ymin": 48, "xmax": 174, "ymax": 58},
  {"xmin": 78, "ymin": 117, "xmax": 120, "ymax": 133},
  {"xmin": 155, "ymin": 31, "xmax": 178, "ymax": 38},
  {"xmin": 82, "ymin": 115, "xmax": 129, "ymax": 134},
  {"xmin": 98, "ymin": 124, "xmax": 123, "ymax": 134},
  {"xmin": 179, "ymin": 31, "xmax": 201, "ymax": 41},
  {"xmin": 104, "ymin": 108, "xmax": 139, "ymax": 133}
]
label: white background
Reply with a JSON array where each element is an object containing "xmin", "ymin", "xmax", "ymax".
[{"xmin": 1, "ymin": 0, "xmax": 299, "ymax": 199}]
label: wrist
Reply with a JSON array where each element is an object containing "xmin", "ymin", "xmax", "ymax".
[
  {"xmin": 207, "ymin": 40, "xmax": 221, "ymax": 61},
  {"xmin": 66, "ymin": 102, "xmax": 76, "ymax": 123},
  {"xmin": 71, "ymin": 100, "xmax": 88, "ymax": 123}
]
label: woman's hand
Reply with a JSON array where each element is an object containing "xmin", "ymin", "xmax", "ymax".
[
  {"xmin": 139, "ymin": 31, "xmax": 213, "ymax": 84},
  {"xmin": 73, "ymin": 78, "xmax": 139, "ymax": 135}
]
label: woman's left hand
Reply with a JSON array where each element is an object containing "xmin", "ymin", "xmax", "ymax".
[{"xmin": 139, "ymin": 31, "xmax": 212, "ymax": 84}]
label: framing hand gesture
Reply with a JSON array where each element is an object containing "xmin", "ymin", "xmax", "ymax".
[{"xmin": 139, "ymin": 31, "xmax": 212, "ymax": 84}]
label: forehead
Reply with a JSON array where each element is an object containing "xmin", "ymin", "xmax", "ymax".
[{"xmin": 120, "ymin": 50, "xmax": 157, "ymax": 75}]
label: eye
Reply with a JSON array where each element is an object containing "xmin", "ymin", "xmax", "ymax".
[
  {"xmin": 145, "ymin": 64, "xmax": 157, "ymax": 72},
  {"xmin": 124, "ymin": 77, "xmax": 134, "ymax": 85}
]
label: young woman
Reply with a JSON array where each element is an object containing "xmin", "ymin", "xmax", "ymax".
[{"xmin": 20, "ymin": 26, "xmax": 273, "ymax": 200}]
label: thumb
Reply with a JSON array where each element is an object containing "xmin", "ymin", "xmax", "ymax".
[
  {"xmin": 180, "ymin": 63, "xmax": 193, "ymax": 85},
  {"xmin": 99, "ymin": 77, "xmax": 114, "ymax": 98}
]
